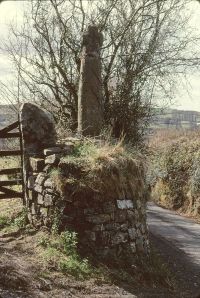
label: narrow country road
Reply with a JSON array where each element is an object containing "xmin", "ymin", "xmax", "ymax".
[{"xmin": 147, "ymin": 202, "xmax": 200, "ymax": 297}]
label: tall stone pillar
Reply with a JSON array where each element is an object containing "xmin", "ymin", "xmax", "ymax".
[{"xmin": 78, "ymin": 26, "xmax": 104, "ymax": 136}]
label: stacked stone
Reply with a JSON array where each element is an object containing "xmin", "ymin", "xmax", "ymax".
[
  {"xmin": 61, "ymin": 194, "xmax": 149, "ymax": 258},
  {"xmin": 27, "ymin": 143, "xmax": 74, "ymax": 226},
  {"xmin": 20, "ymin": 103, "xmax": 150, "ymax": 261},
  {"xmin": 27, "ymin": 144, "xmax": 149, "ymax": 257}
]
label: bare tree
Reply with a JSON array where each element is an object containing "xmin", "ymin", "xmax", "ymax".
[{"xmin": 1, "ymin": 0, "xmax": 200, "ymax": 142}]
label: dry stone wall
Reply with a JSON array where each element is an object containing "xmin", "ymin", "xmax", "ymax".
[{"xmin": 20, "ymin": 103, "xmax": 150, "ymax": 261}]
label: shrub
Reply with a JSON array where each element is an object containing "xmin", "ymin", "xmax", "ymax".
[
  {"xmin": 149, "ymin": 129, "xmax": 200, "ymax": 216},
  {"xmin": 13, "ymin": 207, "xmax": 28, "ymax": 228},
  {"xmin": 38, "ymin": 231, "xmax": 93, "ymax": 280},
  {"xmin": 0, "ymin": 215, "xmax": 11, "ymax": 229}
]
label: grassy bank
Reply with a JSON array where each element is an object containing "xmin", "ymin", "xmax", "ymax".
[{"xmin": 148, "ymin": 129, "xmax": 200, "ymax": 220}]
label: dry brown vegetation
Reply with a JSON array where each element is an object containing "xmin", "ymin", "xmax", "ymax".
[
  {"xmin": 148, "ymin": 128, "xmax": 200, "ymax": 149},
  {"xmin": 50, "ymin": 137, "xmax": 146, "ymax": 202}
]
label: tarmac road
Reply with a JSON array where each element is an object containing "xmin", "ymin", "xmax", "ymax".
[
  {"xmin": 147, "ymin": 202, "xmax": 200, "ymax": 265},
  {"xmin": 147, "ymin": 202, "xmax": 200, "ymax": 297}
]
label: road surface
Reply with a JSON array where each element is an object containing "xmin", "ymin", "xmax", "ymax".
[{"xmin": 147, "ymin": 202, "xmax": 200, "ymax": 297}]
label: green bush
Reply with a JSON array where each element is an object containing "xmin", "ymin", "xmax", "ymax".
[
  {"xmin": 0, "ymin": 215, "xmax": 11, "ymax": 229},
  {"xmin": 59, "ymin": 255, "xmax": 91, "ymax": 279},
  {"xmin": 38, "ymin": 230, "xmax": 93, "ymax": 279},
  {"xmin": 0, "ymin": 207, "xmax": 28, "ymax": 230},
  {"xmin": 149, "ymin": 133, "xmax": 200, "ymax": 215},
  {"xmin": 13, "ymin": 207, "xmax": 28, "ymax": 228}
]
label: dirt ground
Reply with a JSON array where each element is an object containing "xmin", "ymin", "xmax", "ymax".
[
  {"xmin": 0, "ymin": 227, "xmax": 181, "ymax": 298},
  {"xmin": 0, "ymin": 199, "xmax": 196, "ymax": 298}
]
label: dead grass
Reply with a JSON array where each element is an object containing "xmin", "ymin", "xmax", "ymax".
[
  {"xmin": 0, "ymin": 199, "xmax": 23, "ymax": 218},
  {"xmin": 149, "ymin": 128, "xmax": 200, "ymax": 150},
  {"xmin": 51, "ymin": 137, "xmax": 145, "ymax": 201}
]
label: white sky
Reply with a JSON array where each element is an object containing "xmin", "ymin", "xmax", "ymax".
[{"xmin": 0, "ymin": 0, "xmax": 200, "ymax": 111}]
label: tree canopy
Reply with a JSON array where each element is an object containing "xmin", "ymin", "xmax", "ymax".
[{"xmin": 1, "ymin": 0, "xmax": 200, "ymax": 142}]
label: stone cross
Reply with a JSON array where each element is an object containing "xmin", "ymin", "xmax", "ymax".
[{"xmin": 77, "ymin": 25, "xmax": 104, "ymax": 136}]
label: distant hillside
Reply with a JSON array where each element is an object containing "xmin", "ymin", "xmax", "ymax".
[
  {"xmin": 150, "ymin": 108, "xmax": 200, "ymax": 130},
  {"xmin": 0, "ymin": 105, "xmax": 18, "ymax": 129},
  {"xmin": 0, "ymin": 105, "xmax": 18, "ymax": 149},
  {"xmin": 1, "ymin": 104, "xmax": 200, "ymax": 134}
]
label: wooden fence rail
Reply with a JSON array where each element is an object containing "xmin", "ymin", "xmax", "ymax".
[{"xmin": 0, "ymin": 120, "xmax": 23, "ymax": 200}]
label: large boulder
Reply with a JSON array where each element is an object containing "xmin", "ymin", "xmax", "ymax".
[{"xmin": 20, "ymin": 103, "xmax": 57, "ymax": 154}]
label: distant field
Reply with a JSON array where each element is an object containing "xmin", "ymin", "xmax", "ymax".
[
  {"xmin": 0, "ymin": 104, "xmax": 18, "ymax": 129},
  {"xmin": 0, "ymin": 156, "xmax": 21, "ymax": 169},
  {"xmin": 0, "ymin": 156, "xmax": 22, "ymax": 200},
  {"xmin": 0, "ymin": 198, "xmax": 22, "ymax": 218},
  {"xmin": 150, "ymin": 108, "xmax": 200, "ymax": 130},
  {"xmin": 0, "ymin": 105, "xmax": 19, "ymax": 150}
]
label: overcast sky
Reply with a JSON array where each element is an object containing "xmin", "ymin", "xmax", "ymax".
[{"xmin": 1, "ymin": 0, "xmax": 200, "ymax": 111}]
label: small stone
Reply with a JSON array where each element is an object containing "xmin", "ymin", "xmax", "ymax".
[
  {"xmin": 44, "ymin": 147, "xmax": 64, "ymax": 156},
  {"xmin": 84, "ymin": 208, "xmax": 95, "ymax": 215},
  {"xmin": 135, "ymin": 210, "xmax": 139, "ymax": 220},
  {"xmin": 86, "ymin": 214, "xmax": 110, "ymax": 224},
  {"xmin": 85, "ymin": 231, "xmax": 96, "ymax": 242},
  {"xmin": 136, "ymin": 200, "xmax": 142, "ymax": 209},
  {"xmin": 43, "ymin": 216, "xmax": 51, "ymax": 226},
  {"xmin": 43, "ymin": 164, "xmax": 52, "ymax": 173},
  {"xmin": 105, "ymin": 223, "xmax": 120, "ymax": 231},
  {"xmin": 135, "ymin": 222, "xmax": 140, "ymax": 229},
  {"xmin": 40, "ymin": 208, "xmax": 48, "ymax": 217},
  {"xmin": 111, "ymin": 232, "xmax": 128, "ymax": 245},
  {"xmin": 130, "ymin": 242, "xmax": 136, "ymax": 253},
  {"xmin": 100, "ymin": 231, "xmax": 112, "ymax": 245},
  {"xmin": 115, "ymin": 210, "xmax": 126, "ymax": 223},
  {"xmin": 141, "ymin": 223, "xmax": 147, "ymax": 234},
  {"xmin": 62, "ymin": 143, "xmax": 75, "ymax": 154},
  {"xmin": 45, "ymin": 154, "xmax": 60, "ymax": 165},
  {"xmin": 31, "ymin": 204, "xmax": 37, "ymax": 215},
  {"xmin": 127, "ymin": 210, "xmax": 135, "ymax": 224},
  {"xmin": 120, "ymin": 222, "xmax": 128, "ymax": 232},
  {"xmin": 27, "ymin": 212, "xmax": 32, "ymax": 223},
  {"xmin": 92, "ymin": 224, "xmax": 105, "ymax": 232},
  {"xmin": 103, "ymin": 201, "xmax": 116, "ymax": 213},
  {"xmin": 28, "ymin": 190, "xmax": 33, "ymax": 201},
  {"xmin": 44, "ymin": 178, "xmax": 54, "ymax": 188},
  {"xmin": 38, "ymin": 278, "xmax": 52, "ymax": 291},
  {"xmin": 128, "ymin": 228, "xmax": 137, "ymax": 240},
  {"xmin": 34, "ymin": 184, "xmax": 43, "ymax": 194},
  {"xmin": 28, "ymin": 176, "xmax": 35, "ymax": 189},
  {"xmin": 136, "ymin": 238, "xmax": 144, "ymax": 252},
  {"xmin": 137, "ymin": 229, "xmax": 142, "ymax": 238},
  {"xmin": 96, "ymin": 248, "xmax": 109, "ymax": 258},
  {"xmin": 141, "ymin": 206, "xmax": 146, "ymax": 215},
  {"xmin": 35, "ymin": 172, "xmax": 46, "ymax": 186},
  {"xmin": 44, "ymin": 188, "xmax": 55, "ymax": 194},
  {"xmin": 44, "ymin": 194, "xmax": 54, "ymax": 206},
  {"xmin": 117, "ymin": 200, "xmax": 133, "ymax": 209},
  {"xmin": 30, "ymin": 158, "xmax": 45, "ymax": 172},
  {"xmin": 37, "ymin": 194, "xmax": 44, "ymax": 205},
  {"xmin": 63, "ymin": 137, "xmax": 81, "ymax": 143}
]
